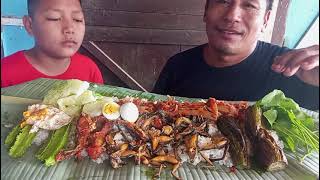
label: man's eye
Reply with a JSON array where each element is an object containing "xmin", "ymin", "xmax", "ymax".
[
  {"xmin": 215, "ymin": 0, "xmax": 230, "ymax": 4},
  {"xmin": 244, "ymin": 3, "xmax": 258, "ymax": 10}
]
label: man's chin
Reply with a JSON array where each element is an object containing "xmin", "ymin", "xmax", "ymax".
[{"xmin": 213, "ymin": 45, "xmax": 240, "ymax": 55}]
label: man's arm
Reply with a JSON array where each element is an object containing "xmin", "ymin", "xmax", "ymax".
[{"xmin": 271, "ymin": 45, "xmax": 319, "ymax": 87}]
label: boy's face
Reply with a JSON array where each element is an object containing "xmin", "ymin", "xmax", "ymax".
[{"xmin": 24, "ymin": 0, "xmax": 85, "ymax": 59}]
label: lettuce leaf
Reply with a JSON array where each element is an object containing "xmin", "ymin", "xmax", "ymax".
[
  {"xmin": 256, "ymin": 89, "xmax": 319, "ymax": 161},
  {"xmin": 43, "ymin": 79, "xmax": 90, "ymax": 106}
]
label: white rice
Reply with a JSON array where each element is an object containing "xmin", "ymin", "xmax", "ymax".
[
  {"xmin": 92, "ymin": 152, "xmax": 109, "ymax": 164},
  {"xmin": 177, "ymin": 145, "xmax": 189, "ymax": 163},
  {"xmin": 80, "ymin": 149, "xmax": 88, "ymax": 157},
  {"xmin": 177, "ymin": 135, "xmax": 234, "ymax": 167},
  {"xmin": 197, "ymin": 136, "xmax": 213, "ymax": 148},
  {"xmin": 113, "ymin": 132, "xmax": 125, "ymax": 144},
  {"xmin": 32, "ymin": 129, "xmax": 50, "ymax": 146},
  {"xmin": 200, "ymin": 149, "xmax": 234, "ymax": 167},
  {"xmin": 207, "ymin": 124, "xmax": 220, "ymax": 136},
  {"xmin": 164, "ymin": 144, "xmax": 174, "ymax": 154}
]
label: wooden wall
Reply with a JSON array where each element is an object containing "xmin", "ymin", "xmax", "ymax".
[
  {"xmin": 80, "ymin": 0, "xmax": 280, "ymax": 92},
  {"xmin": 80, "ymin": 0, "xmax": 207, "ymax": 92}
]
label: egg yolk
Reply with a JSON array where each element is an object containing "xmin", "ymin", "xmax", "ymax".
[
  {"xmin": 103, "ymin": 103, "xmax": 119, "ymax": 114},
  {"xmin": 21, "ymin": 108, "xmax": 48, "ymax": 128}
]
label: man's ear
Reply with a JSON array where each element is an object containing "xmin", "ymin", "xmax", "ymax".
[
  {"xmin": 261, "ymin": 10, "xmax": 271, "ymax": 32},
  {"xmin": 23, "ymin": 15, "xmax": 34, "ymax": 36}
]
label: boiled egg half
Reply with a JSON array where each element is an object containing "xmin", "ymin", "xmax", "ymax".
[
  {"xmin": 102, "ymin": 102, "xmax": 120, "ymax": 120},
  {"xmin": 120, "ymin": 102, "xmax": 139, "ymax": 123}
]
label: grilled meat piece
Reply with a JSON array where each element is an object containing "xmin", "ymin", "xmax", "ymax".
[
  {"xmin": 255, "ymin": 128, "xmax": 288, "ymax": 171},
  {"xmin": 245, "ymin": 105, "xmax": 288, "ymax": 171},
  {"xmin": 217, "ymin": 116, "xmax": 251, "ymax": 169}
]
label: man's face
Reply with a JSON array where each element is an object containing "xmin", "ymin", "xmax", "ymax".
[
  {"xmin": 26, "ymin": 0, "xmax": 85, "ymax": 58},
  {"xmin": 204, "ymin": 0, "xmax": 270, "ymax": 55}
]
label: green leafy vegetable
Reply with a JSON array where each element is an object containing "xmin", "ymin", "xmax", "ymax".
[
  {"xmin": 43, "ymin": 79, "xmax": 90, "ymax": 106},
  {"xmin": 36, "ymin": 124, "xmax": 70, "ymax": 166},
  {"xmin": 256, "ymin": 90, "xmax": 319, "ymax": 162},
  {"xmin": 5, "ymin": 124, "xmax": 22, "ymax": 147},
  {"xmin": 263, "ymin": 109, "xmax": 277, "ymax": 126},
  {"xmin": 9, "ymin": 125, "xmax": 37, "ymax": 158}
]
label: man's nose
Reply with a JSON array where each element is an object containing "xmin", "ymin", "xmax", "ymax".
[{"xmin": 224, "ymin": 4, "xmax": 242, "ymax": 23}]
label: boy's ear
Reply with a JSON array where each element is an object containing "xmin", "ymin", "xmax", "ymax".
[
  {"xmin": 23, "ymin": 15, "xmax": 34, "ymax": 36},
  {"xmin": 203, "ymin": 11, "xmax": 207, "ymax": 23}
]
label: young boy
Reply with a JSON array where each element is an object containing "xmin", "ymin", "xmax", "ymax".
[{"xmin": 1, "ymin": 0, "xmax": 104, "ymax": 87}]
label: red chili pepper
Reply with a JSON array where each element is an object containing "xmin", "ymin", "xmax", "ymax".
[
  {"xmin": 153, "ymin": 118, "xmax": 163, "ymax": 129},
  {"xmin": 229, "ymin": 166, "xmax": 237, "ymax": 173}
]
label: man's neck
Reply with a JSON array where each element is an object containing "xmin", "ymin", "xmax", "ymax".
[
  {"xmin": 203, "ymin": 43, "xmax": 257, "ymax": 68},
  {"xmin": 24, "ymin": 48, "xmax": 71, "ymax": 76}
]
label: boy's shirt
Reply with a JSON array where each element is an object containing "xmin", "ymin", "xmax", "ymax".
[{"xmin": 1, "ymin": 51, "xmax": 104, "ymax": 87}]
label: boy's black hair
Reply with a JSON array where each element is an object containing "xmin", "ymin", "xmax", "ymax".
[
  {"xmin": 27, "ymin": 0, "xmax": 82, "ymax": 17},
  {"xmin": 205, "ymin": 0, "xmax": 274, "ymax": 11},
  {"xmin": 27, "ymin": 0, "xmax": 39, "ymax": 17}
]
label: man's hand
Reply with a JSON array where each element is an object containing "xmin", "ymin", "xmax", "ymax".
[{"xmin": 271, "ymin": 45, "xmax": 319, "ymax": 87}]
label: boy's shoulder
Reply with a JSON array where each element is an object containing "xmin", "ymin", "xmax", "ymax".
[
  {"xmin": 70, "ymin": 52, "xmax": 100, "ymax": 71},
  {"xmin": 71, "ymin": 52, "xmax": 96, "ymax": 64},
  {"xmin": 1, "ymin": 51, "xmax": 26, "ymax": 65}
]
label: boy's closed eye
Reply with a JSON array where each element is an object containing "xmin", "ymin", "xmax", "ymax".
[
  {"xmin": 73, "ymin": 18, "xmax": 84, "ymax": 23},
  {"xmin": 46, "ymin": 17, "xmax": 61, "ymax": 21}
]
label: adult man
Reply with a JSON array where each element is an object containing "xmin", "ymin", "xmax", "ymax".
[{"xmin": 153, "ymin": 0, "xmax": 319, "ymax": 110}]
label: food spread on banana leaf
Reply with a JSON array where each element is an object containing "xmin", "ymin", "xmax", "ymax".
[{"xmin": 4, "ymin": 79, "xmax": 319, "ymax": 179}]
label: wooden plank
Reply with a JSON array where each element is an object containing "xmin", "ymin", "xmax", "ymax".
[
  {"xmin": 296, "ymin": 16, "xmax": 319, "ymax": 49},
  {"xmin": 84, "ymin": 26, "xmax": 207, "ymax": 45},
  {"xmin": 271, "ymin": 0, "xmax": 290, "ymax": 46},
  {"xmin": 82, "ymin": 0, "xmax": 206, "ymax": 15},
  {"xmin": 82, "ymin": 41, "xmax": 148, "ymax": 91},
  {"xmin": 84, "ymin": 9, "xmax": 205, "ymax": 30},
  {"xmin": 78, "ymin": 46, "xmax": 130, "ymax": 88},
  {"xmin": 94, "ymin": 42, "xmax": 180, "ymax": 91}
]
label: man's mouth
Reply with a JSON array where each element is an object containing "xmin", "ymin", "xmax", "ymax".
[{"xmin": 217, "ymin": 28, "xmax": 243, "ymax": 35}]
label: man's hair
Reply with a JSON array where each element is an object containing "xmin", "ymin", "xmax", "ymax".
[
  {"xmin": 205, "ymin": 0, "xmax": 274, "ymax": 11},
  {"xmin": 27, "ymin": 0, "xmax": 82, "ymax": 17}
]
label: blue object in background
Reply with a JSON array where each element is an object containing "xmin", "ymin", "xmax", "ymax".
[
  {"xmin": 1, "ymin": 0, "xmax": 28, "ymax": 17},
  {"xmin": 284, "ymin": 0, "xmax": 319, "ymax": 48},
  {"xmin": 1, "ymin": 26, "xmax": 35, "ymax": 57},
  {"xmin": 1, "ymin": 0, "xmax": 34, "ymax": 58}
]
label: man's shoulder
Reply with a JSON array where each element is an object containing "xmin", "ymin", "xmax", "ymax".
[
  {"xmin": 172, "ymin": 44, "xmax": 205, "ymax": 59},
  {"xmin": 256, "ymin": 41, "xmax": 291, "ymax": 55},
  {"xmin": 167, "ymin": 44, "xmax": 206, "ymax": 66}
]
